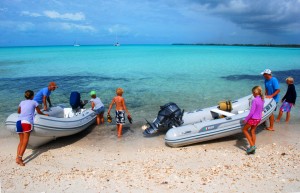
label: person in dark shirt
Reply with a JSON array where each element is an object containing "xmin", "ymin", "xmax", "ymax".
[{"xmin": 276, "ymin": 77, "xmax": 297, "ymax": 123}]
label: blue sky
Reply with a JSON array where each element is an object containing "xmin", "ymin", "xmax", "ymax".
[{"xmin": 1, "ymin": 0, "xmax": 300, "ymax": 46}]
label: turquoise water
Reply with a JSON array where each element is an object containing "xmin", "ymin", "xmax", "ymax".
[{"xmin": 1, "ymin": 45, "xmax": 300, "ymax": 130}]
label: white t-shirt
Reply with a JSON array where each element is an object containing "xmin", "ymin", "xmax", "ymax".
[
  {"xmin": 90, "ymin": 97, "xmax": 104, "ymax": 110},
  {"xmin": 18, "ymin": 100, "xmax": 39, "ymax": 124}
]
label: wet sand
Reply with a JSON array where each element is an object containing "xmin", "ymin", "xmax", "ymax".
[{"xmin": 0, "ymin": 120, "xmax": 300, "ymax": 193}]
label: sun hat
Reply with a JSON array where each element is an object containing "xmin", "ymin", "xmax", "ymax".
[
  {"xmin": 90, "ymin": 90, "xmax": 96, "ymax": 96},
  {"xmin": 261, "ymin": 69, "xmax": 272, "ymax": 75},
  {"xmin": 48, "ymin": 82, "xmax": 58, "ymax": 87}
]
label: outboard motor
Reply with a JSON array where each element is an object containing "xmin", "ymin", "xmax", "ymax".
[
  {"xmin": 70, "ymin": 91, "xmax": 88, "ymax": 110},
  {"xmin": 70, "ymin": 91, "xmax": 81, "ymax": 109},
  {"xmin": 144, "ymin": 102, "xmax": 184, "ymax": 136}
]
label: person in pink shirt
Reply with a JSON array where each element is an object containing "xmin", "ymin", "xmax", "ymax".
[{"xmin": 242, "ymin": 86, "xmax": 264, "ymax": 154}]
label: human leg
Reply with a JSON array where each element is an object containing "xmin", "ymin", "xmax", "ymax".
[
  {"xmin": 19, "ymin": 132, "xmax": 30, "ymax": 157},
  {"xmin": 286, "ymin": 112, "xmax": 291, "ymax": 123},
  {"xmin": 266, "ymin": 113, "xmax": 275, "ymax": 131},
  {"xmin": 242, "ymin": 123, "xmax": 254, "ymax": 146},
  {"xmin": 276, "ymin": 110, "xmax": 283, "ymax": 122},
  {"xmin": 16, "ymin": 132, "xmax": 30, "ymax": 166},
  {"xmin": 16, "ymin": 133, "xmax": 24, "ymax": 165},
  {"xmin": 115, "ymin": 110, "xmax": 125, "ymax": 137},
  {"xmin": 96, "ymin": 114, "xmax": 100, "ymax": 125},
  {"xmin": 100, "ymin": 113, "xmax": 104, "ymax": 124},
  {"xmin": 250, "ymin": 125, "xmax": 257, "ymax": 146},
  {"xmin": 117, "ymin": 124, "xmax": 123, "ymax": 137}
]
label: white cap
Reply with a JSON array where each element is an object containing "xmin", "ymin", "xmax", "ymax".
[{"xmin": 261, "ymin": 69, "xmax": 272, "ymax": 75}]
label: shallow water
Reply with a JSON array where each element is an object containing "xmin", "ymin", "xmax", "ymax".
[{"xmin": 1, "ymin": 45, "xmax": 299, "ymax": 133}]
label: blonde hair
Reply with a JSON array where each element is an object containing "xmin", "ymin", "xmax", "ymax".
[
  {"xmin": 286, "ymin": 76, "xmax": 294, "ymax": 84},
  {"xmin": 252, "ymin": 86, "xmax": 264, "ymax": 100},
  {"xmin": 116, "ymin": 88, "xmax": 124, "ymax": 96}
]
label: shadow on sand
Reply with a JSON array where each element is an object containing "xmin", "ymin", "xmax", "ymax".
[
  {"xmin": 194, "ymin": 124, "xmax": 266, "ymax": 151},
  {"xmin": 23, "ymin": 124, "xmax": 136, "ymax": 164},
  {"xmin": 23, "ymin": 125, "xmax": 96, "ymax": 164},
  {"xmin": 165, "ymin": 124, "xmax": 267, "ymax": 151}
]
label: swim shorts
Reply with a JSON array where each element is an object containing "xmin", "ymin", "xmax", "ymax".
[
  {"xmin": 115, "ymin": 110, "xmax": 125, "ymax": 124},
  {"xmin": 16, "ymin": 120, "xmax": 33, "ymax": 133},
  {"xmin": 94, "ymin": 106, "xmax": 105, "ymax": 114},
  {"xmin": 280, "ymin": 102, "xmax": 293, "ymax": 112},
  {"xmin": 247, "ymin": 119, "xmax": 261, "ymax": 126}
]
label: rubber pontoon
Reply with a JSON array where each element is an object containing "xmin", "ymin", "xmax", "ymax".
[
  {"xmin": 144, "ymin": 95, "xmax": 276, "ymax": 147},
  {"xmin": 5, "ymin": 106, "xmax": 96, "ymax": 147},
  {"xmin": 5, "ymin": 92, "xmax": 96, "ymax": 147}
]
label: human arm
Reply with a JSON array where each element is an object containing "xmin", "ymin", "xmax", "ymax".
[
  {"xmin": 266, "ymin": 78, "xmax": 280, "ymax": 99},
  {"xmin": 43, "ymin": 95, "xmax": 48, "ymax": 110},
  {"xmin": 290, "ymin": 84, "xmax": 297, "ymax": 105},
  {"xmin": 47, "ymin": 96, "xmax": 52, "ymax": 107},
  {"xmin": 281, "ymin": 91, "xmax": 287, "ymax": 103},
  {"xmin": 91, "ymin": 101, "xmax": 95, "ymax": 110},
  {"xmin": 122, "ymin": 98, "xmax": 130, "ymax": 116},
  {"xmin": 35, "ymin": 107, "xmax": 49, "ymax": 116},
  {"xmin": 107, "ymin": 98, "xmax": 115, "ymax": 115},
  {"xmin": 17, "ymin": 106, "xmax": 21, "ymax": 114},
  {"xmin": 266, "ymin": 89, "xmax": 280, "ymax": 99},
  {"xmin": 244, "ymin": 99, "xmax": 257, "ymax": 123}
]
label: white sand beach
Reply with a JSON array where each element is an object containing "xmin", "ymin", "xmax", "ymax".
[{"xmin": 0, "ymin": 120, "xmax": 300, "ymax": 193}]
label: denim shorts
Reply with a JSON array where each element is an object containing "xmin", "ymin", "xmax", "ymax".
[{"xmin": 94, "ymin": 106, "xmax": 105, "ymax": 114}]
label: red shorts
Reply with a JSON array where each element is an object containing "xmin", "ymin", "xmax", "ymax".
[
  {"xmin": 247, "ymin": 119, "xmax": 261, "ymax": 126},
  {"xmin": 16, "ymin": 120, "xmax": 33, "ymax": 133}
]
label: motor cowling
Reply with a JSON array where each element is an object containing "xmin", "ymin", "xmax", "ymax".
[
  {"xmin": 70, "ymin": 91, "xmax": 81, "ymax": 109},
  {"xmin": 70, "ymin": 91, "xmax": 88, "ymax": 110},
  {"xmin": 144, "ymin": 102, "xmax": 184, "ymax": 135}
]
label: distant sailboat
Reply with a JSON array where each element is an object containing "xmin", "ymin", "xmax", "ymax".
[
  {"xmin": 73, "ymin": 41, "xmax": 80, "ymax": 47},
  {"xmin": 114, "ymin": 33, "xmax": 120, "ymax": 46}
]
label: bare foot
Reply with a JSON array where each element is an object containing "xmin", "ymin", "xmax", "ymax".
[
  {"xmin": 266, "ymin": 127, "xmax": 275, "ymax": 131},
  {"xmin": 16, "ymin": 158, "xmax": 25, "ymax": 166},
  {"xmin": 275, "ymin": 119, "xmax": 280, "ymax": 123}
]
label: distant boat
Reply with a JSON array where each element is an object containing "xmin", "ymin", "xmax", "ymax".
[
  {"xmin": 114, "ymin": 33, "xmax": 120, "ymax": 46},
  {"xmin": 73, "ymin": 41, "xmax": 80, "ymax": 47}
]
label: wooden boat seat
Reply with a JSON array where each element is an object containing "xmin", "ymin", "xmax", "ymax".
[{"xmin": 210, "ymin": 109, "xmax": 235, "ymax": 117}]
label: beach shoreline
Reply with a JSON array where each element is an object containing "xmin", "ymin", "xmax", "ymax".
[{"xmin": 0, "ymin": 120, "xmax": 300, "ymax": 193}]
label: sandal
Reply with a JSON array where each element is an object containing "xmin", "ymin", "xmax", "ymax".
[
  {"xmin": 107, "ymin": 114, "xmax": 112, "ymax": 123},
  {"xmin": 246, "ymin": 146, "xmax": 256, "ymax": 154},
  {"xmin": 127, "ymin": 115, "xmax": 133, "ymax": 124}
]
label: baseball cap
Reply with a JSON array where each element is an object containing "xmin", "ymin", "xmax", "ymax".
[
  {"xmin": 90, "ymin": 90, "xmax": 96, "ymax": 96},
  {"xmin": 261, "ymin": 69, "xmax": 272, "ymax": 75},
  {"xmin": 48, "ymin": 82, "xmax": 58, "ymax": 87}
]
